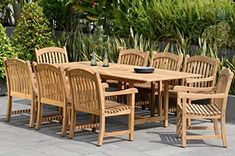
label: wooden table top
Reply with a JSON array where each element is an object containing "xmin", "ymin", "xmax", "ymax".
[{"xmin": 57, "ymin": 61, "xmax": 201, "ymax": 83}]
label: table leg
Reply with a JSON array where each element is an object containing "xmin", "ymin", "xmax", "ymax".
[
  {"xmin": 163, "ymin": 81, "xmax": 169, "ymax": 127},
  {"xmin": 150, "ymin": 82, "xmax": 156, "ymax": 117},
  {"xmin": 158, "ymin": 81, "xmax": 162, "ymax": 117}
]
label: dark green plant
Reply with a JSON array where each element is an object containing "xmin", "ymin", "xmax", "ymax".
[
  {"xmin": 0, "ymin": 23, "xmax": 16, "ymax": 78},
  {"xmin": 11, "ymin": 2, "xmax": 54, "ymax": 61},
  {"xmin": 38, "ymin": 0, "xmax": 73, "ymax": 31},
  {"xmin": 68, "ymin": 0, "xmax": 106, "ymax": 21}
]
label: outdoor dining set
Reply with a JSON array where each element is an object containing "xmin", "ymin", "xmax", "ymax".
[{"xmin": 3, "ymin": 47, "xmax": 234, "ymax": 148}]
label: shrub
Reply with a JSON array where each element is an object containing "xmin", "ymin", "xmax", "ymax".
[
  {"xmin": 11, "ymin": 2, "xmax": 54, "ymax": 61},
  {"xmin": 0, "ymin": 23, "xmax": 16, "ymax": 78}
]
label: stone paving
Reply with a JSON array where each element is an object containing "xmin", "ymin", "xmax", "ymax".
[{"xmin": 0, "ymin": 96, "xmax": 235, "ymax": 156}]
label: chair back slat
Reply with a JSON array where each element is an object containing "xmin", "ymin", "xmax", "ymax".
[
  {"xmin": 150, "ymin": 52, "xmax": 183, "ymax": 71},
  {"xmin": 183, "ymin": 55, "xmax": 220, "ymax": 87},
  {"xmin": 34, "ymin": 64, "xmax": 66, "ymax": 106},
  {"xmin": 67, "ymin": 68, "xmax": 104, "ymax": 114},
  {"xmin": 117, "ymin": 48, "xmax": 149, "ymax": 66},
  {"xmin": 35, "ymin": 47, "xmax": 68, "ymax": 64},
  {"xmin": 4, "ymin": 58, "xmax": 33, "ymax": 99},
  {"xmin": 215, "ymin": 68, "xmax": 234, "ymax": 109}
]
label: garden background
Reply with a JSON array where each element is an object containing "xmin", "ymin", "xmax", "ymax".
[{"xmin": 0, "ymin": 0, "xmax": 235, "ymax": 94}]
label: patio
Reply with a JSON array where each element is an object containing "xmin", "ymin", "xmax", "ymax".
[{"xmin": 1, "ymin": 95, "xmax": 235, "ymax": 156}]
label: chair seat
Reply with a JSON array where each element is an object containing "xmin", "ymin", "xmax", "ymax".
[
  {"xmin": 105, "ymin": 100, "xmax": 131, "ymax": 115},
  {"xmin": 179, "ymin": 103, "xmax": 221, "ymax": 116}
]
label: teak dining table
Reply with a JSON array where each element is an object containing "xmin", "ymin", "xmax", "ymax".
[{"xmin": 57, "ymin": 61, "xmax": 201, "ymax": 127}]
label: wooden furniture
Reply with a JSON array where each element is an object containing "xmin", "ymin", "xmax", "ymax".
[
  {"xmin": 174, "ymin": 68, "xmax": 234, "ymax": 148},
  {"xmin": 67, "ymin": 68, "xmax": 138, "ymax": 146},
  {"xmin": 109, "ymin": 48, "xmax": 149, "ymax": 89},
  {"xmin": 4, "ymin": 58, "xmax": 37, "ymax": 128},
  {"xmin": 183, "ymin": 55, "xmax": 220, "ymax": 87},
  {"xmin": 34, "ymin": 63, "xmax": 68, "ymax": 136},
  {"xmin": 35, "ymin": 47, "xmax": 68, "ymax": 64},
  {"xmin": 180, "ymin": 55, "xmax": 220, "ymax": 125},
  {"xmin": 57, "ymin": 62, "xmax": 200, "ymax": 127},
  {"xmin": 135, "ymin": 52, "xmax": 183, "ymax": 112},
  {"xmin": 150, "ymin": 52, "xmax": 183, "ymax": 71},
  {"xmin": 117, "ymin": 48, "xmax": 149, "ymax": 66}
]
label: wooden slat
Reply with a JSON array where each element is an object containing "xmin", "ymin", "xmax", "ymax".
[
  {"xmin": 11, "ymin": 109, "xmax": 31, "ymax": 115},
  {"xmin": 117, "ymin": 48, "xmax": 149, "ymax": 66},
  {"xmin": 35, "ymin": 47, "xmax": 68, "ymax": 64}
]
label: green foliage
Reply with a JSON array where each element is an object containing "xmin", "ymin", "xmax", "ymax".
[
  {"xmin": 11, "ymin": 2, "xmax": 54, "ymax": 61},
  {"xmin": 68, "ymin": 0, "xmax": 107, "ymax": 21},
  {"xmin": 0, "ymin": 23, "xmax": 16, "ymax": 78},
  {"xmin": 38, "ymin": 0, "xmax": 73, "ymax": 31},
  {"xmin": 55, "ymin": 26, "xmax": 158, "ymax": 63}
]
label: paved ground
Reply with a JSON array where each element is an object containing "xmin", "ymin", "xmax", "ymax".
[{"xmin": 0, "ymin": 96, "xmax": 235, "ymax": 156}]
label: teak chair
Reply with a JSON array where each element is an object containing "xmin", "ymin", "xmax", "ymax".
[
  {"xmin": 135, "ymin": 52, "xmax": 183, "ymax": 111},
  {"xmin": 165, "ymin": 55, "xmax": 220, "ymax": 112},
  {"xmin": 34, "ymin": 63, "xmax": 68, "ymax": 136},
  {"xmin": 67, "ymin": 68, "xmax": 138, "ymax": 146},
  {"xmin": 117, "ymin": 48, "xmax": 149, "ymax": 66},
  {"xmin": 174, "ymin": 68, "xmax": 234, "ymax": 148},
  {"xmin": 4, "ymin": 58, "xmax": 37, "ymax": 128},
  {"xmin": 183, "ymin": 55, "xmax": 220, "ymax": 88},
  {"xmin": 35, "ymin": 47, "xmax": 68, "ymax": 64},
  {"xmin": 108, "ymin": 48, "xmax": 149, "ymax": 90},
  {"xmin": 150, "ymin": 52, "xmax": 183, "ymax": 71}
]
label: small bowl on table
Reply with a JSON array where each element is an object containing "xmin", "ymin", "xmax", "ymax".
[{"xmin": 134, "ymin": 66, "xmax": 155, "ymax": 73}]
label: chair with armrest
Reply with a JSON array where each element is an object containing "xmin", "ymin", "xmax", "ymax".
[
  {"xmin": 34, "ymin": 63, "xmax": 69, "ymax": 136},
  {"xmin": 67, "ymin": 67, "xmax": 138, "ymax": 146},
  {"xmin": 135, "ymin": 52, "xmax": 183, "ymax": 112},
  {"xmin": 183, "ymin": 55, "xmax": 220, "ymax": 88},
  {"xmin": 174, "ymin": 68, "xmax": 234, "ymax": 148}
]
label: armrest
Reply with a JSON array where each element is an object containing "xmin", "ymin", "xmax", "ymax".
[
  {"xmin": 105, "ymin": 88, "xmax": 138, "ymax": 97},
  {"xmin": 177, "ymin": 92, "xmax": 225, "ymax": 100},
  {"xmin": 185, "ymin": 76, "xmax": 214, "ymax": 83},
  {"xmin": 174, "ymin": 86, "xmax": 216, "ymax": 93},
  {"xmin": 101, "ymin": 83, "xmax": 109, "ymax": 90}
]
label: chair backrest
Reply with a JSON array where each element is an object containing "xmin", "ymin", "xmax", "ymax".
[
  {"xmin": 4, "ymin": 58, "xmax": 34, "ymax": 99},
  {"xmin": 214, "ymin": 68, "xmax": 234, "ymax": 110},
  {"xmin": 183, "ymin": 55, "xmax": 220, "ymax": 87},
  {"xmin": 67, "ymin": 68, "xmax": 104, "ymax": 115},
  {"xmin": 117, "ymin": 48, "xmax": 149, "ymax": 66},
  {"xmin": 150, "ymin": 52, "xmax": 183, "ymax": 71},
  {"xmin": 35, "ymin": 47, "xmax": 68, "ymax": 64},
  {"xmin": 34, "ymin": 63, "xmax": 67, "ymax": 107}
]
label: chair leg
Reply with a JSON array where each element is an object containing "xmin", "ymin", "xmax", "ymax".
[
  {"xmin": 69, "ymin": 109, "xmax": 76, "ymax": 139},
  {"xmin": 61, "ymin": 107, "xmax": 68, "ymax": 137},
  {"xmin": 98, "ymin": 116, "xmax": 105, "ymax": 146},
  {"xmin": 29, "ymin": 98, "xmax": 36, "ymax": 128},
  {"xmin": 59, "ymin": 107, "xmax": 63, "ymax": 124},
  {"xmin": 213, "ymin": 119, "xmax": 219, "ymax": 135},
  {"xmin": 36, "ymin": 102, "xmax": 43, "ymax": 130},
  {"xmin": 187, "ymin": 118, "xmax": 191, "ymax": 128},
  {"xmin": 221, "ymin": 116, "xmax": 228, "ymax": 148},
  {"xmin": 128, "ymin": 109, "xmax": 135, "ymax": 141},
  {"xmin": 176, "ymin": 106, "xmax": 181, "ymax": 138},
  {"xmin": 182, "ymin": 114, "xmax": 187, "ymax": 148},
  {"xmin": 92, "ymin": 114, "xmax": 97, "ymax": 132},
  {"xmin": 6, "ymin": 95, "xmax": 12, "ymax": 122}
]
